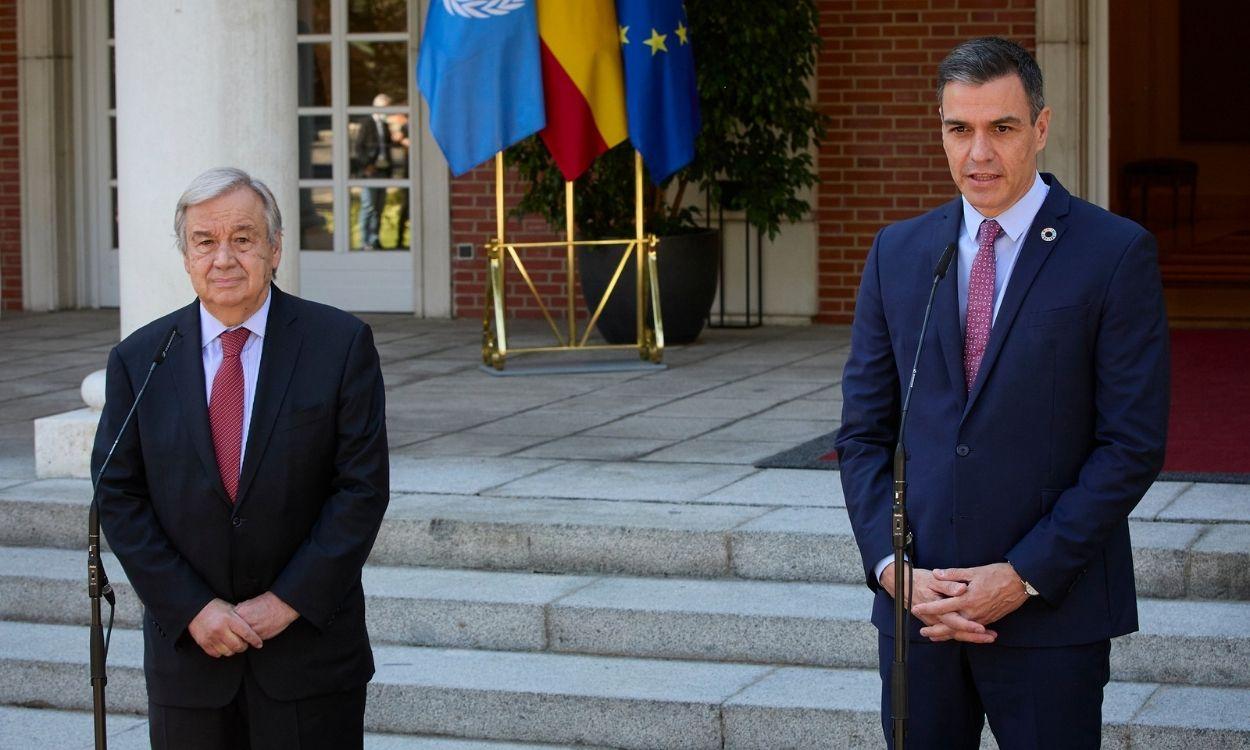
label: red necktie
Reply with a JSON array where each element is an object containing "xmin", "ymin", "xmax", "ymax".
[
  {"xmin": 964, "ymin": 219, "xmax": 1002, "ymax": 392},
  {"xmin": 209, "ymin": 328, "xmax": 250, "ymax": 502}
]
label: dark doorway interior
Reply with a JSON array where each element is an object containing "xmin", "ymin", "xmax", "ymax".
[{"xmin": 1109, "ymin": 0, "xmax": 1250, "ymax": 326}]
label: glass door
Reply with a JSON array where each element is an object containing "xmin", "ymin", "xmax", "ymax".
[{"xmin": 297, "ymin": 0, "xmax": 416, "ymax": 312}]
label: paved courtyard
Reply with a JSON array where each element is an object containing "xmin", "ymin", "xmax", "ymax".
[{"xmin": 0, "ymin": 309, "xmax": 850, "ymax": 501}]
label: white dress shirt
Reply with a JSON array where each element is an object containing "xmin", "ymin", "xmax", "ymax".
[
  {"xmin": 873, "ymin": 173, "xmax": 1050, "ymax": 586},
  {"xmin": 200, "ymin": 290, "xmax": 271, "ymax": 470}
]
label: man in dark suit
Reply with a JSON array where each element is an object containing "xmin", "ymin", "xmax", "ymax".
[
  {"xmin": 835, "ymin": 38, "xmax": 1169, "ymax": 749},
  {"xmin": 93, "ymin": 167, "xmax": 389, "ymax": 749}
]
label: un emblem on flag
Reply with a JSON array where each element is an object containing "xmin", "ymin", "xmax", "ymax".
[{"xmin": 442, "ymin": 0, "xmax": 526, "ymax": 18}]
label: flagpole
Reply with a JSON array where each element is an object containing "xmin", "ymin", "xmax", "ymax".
[
  {"xmin": 634, "ymin": 151, "xmax": 645, "ymax": 346},
  {"xmin": 565, "ymin": 181, "xmax": 576, "ymax": 345}
]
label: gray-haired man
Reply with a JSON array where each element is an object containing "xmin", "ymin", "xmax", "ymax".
[{"xmin": 94, "ymin": 167, "xmax": 390, "ymax": 749}]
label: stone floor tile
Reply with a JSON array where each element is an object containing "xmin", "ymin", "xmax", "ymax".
[
  {"xmin": 514, "ymin": 436, "xmax": 677, "ymax": 461},
  {"xmin": 697, "ymin": 468, "xmax": 844, "ymax": 508},
  {"xmin": 639, "ymin": 439, "xmax": 797, "ymax": 465},
  {"xmin": 1158, "ymin": 484, "xmax": 1250, "ymax": 523},
  {"xmin": 486, "ymin": 460, "xmax": 755, "ymax": 502},
  {"xmin": 389, "ymin": 456, "xmax": 561, "ymax": 495}
]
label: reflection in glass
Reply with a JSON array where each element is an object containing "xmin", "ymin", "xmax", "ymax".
[
  {"xmin": 297, "ymin": 0, "xmax": 331, "ymax": 34},
  {"xmin": 348, "ymin": 0, "xmax": 406, "ymax": 33},
  {"xmin": 297, "ymin": 43, "xmax": 332, "ymax": 107},
  {"xmin": 299, "ymin": 116, "xmax": 333, "ymax": 180},
  {"xmin": 348, "ymin": 42, "xmax": 408, "ymax": 106},
  {"xmin": 299, "ymin": 188, "xmax": 334, "ymax": 251},
  {"xmin": 348, "ymin": 114, "xmax": 409, "ymax": 179},
  {"xmin": 349, "ymin": 187, "xmax": 409, "ymax": 251}
]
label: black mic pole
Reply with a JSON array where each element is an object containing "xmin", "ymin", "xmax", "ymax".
[
  {"xmin": 89, "ymin": 326, "xmax": 177, "ymax": 750},
  {"xmin": 892, "ymin": 243, "xmax": 956, "ymax": 750}
]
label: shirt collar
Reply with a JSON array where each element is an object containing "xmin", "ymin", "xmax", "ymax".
[
  {"xmin": 961, "ymin": 172, "xmax": 1050, "ymax": 244},
  {"xmin": 199, "ymin": 287, "xmax": 272, "ymax": 350}
]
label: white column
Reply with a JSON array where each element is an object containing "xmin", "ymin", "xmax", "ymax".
[{"xmin": 114, "ymin": 0, "xmax": 299, "ymax": 337}]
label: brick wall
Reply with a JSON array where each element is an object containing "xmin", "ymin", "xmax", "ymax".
[
  {"xmin": 0, "ymin": 0, "xmax": 19, "ymax": 311},
  {"xmin": 450, "ymin": 163, "xmax": 588, "ymax": 321},
  {"xmin": 814, "ymin": 0, "xmax": 1036, "ymax": 323}
]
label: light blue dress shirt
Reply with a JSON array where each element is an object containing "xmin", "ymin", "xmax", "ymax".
[
  {"xmin": 957, "ymin": 172, "xmax": 1050, "ymax": 328},
  {"xmin": 873, "ymin": 173, "xmax": 1051, "ymax": 586},
  {"xmin": 200, "ymin": 290, "xmax": 271, "ymax": 470}
]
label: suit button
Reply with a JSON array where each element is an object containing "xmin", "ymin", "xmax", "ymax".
[
  {"xmin": 232, "ymin": 516, "xmax": 243, "ymax": 527},
  {"xmin": 956, "ymin": 444, "xmax": 971, "ymax": 457}
]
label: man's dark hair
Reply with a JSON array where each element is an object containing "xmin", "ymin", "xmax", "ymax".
[{"xmin": 937, "ymin": 37, "xmax": 1045, "ymax": 122}]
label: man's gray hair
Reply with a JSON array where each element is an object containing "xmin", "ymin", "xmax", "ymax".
[
  {"xmin": 174, "ymin": 167, "xmax": 283, "ymax": 253},
  {"xmin": 937, "ymin": 37, "xmax": 1045, "ymax": 123}
]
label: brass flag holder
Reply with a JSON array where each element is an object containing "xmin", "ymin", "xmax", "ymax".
[{"xmin": 481, "ymin": 150, "xmax": 665, "ymax": 371}]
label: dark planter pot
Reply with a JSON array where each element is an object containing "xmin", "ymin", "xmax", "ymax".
[{"xmin": 578, "ymin": 228, "xmax": 720, "ymax": 345}]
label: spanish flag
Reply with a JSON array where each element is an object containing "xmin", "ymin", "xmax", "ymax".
[{"xmin": 537, "ymin": 0, "xmax": 629, "ymax": 181}]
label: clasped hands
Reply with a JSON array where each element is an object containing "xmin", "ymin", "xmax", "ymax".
[
  {"xmin": 186, "ymin": 592, "xmax": 299, "ymax": 659},
  {"xmin": 879, "ymin": 562, "xmax": 1029, "ymax": 643}
]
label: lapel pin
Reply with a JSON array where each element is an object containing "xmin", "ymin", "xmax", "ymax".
[{"xmin": 1040, "ymin": 227, "xmax": 1058, "ymax": 242}]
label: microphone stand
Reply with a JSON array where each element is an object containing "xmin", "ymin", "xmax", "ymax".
[
  {"xmin": 892, "ymin": 243, "xmax": 956, "ymax": 750},
  {"xmin": 89, "ymin": 327, "xmax": 177, "ymax": 750}
]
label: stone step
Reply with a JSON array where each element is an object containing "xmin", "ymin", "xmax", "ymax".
[
  {"xmin": 0, "ymin": 622, "xmax": 1247, "ymax": 750},
  {"xmin": 3, "ymin": 479, "xmax": 1246, "ymax": 599},
  {"xmin": 0, "ymin": 706, "xmax": 600, "ymax": 750},
  {"xmin": 3, "ymin": 546, "xmax": 1247, "ymax": 688}
]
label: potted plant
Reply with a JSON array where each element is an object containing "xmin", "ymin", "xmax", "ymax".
[{"xmin": 507, "ymin": 0, "xmax": 823, "ymax": 344}]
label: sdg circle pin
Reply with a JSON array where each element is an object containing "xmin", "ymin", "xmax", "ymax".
[{"xmin": 1040, "ymin": 227, "xmax": 1058, "ymax": 242}]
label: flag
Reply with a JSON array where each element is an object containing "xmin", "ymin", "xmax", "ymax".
[
  {"xmin": 417, "ymin": 0, "xmax": 545, "ymax": 176},
  {"xmin": 536, "ymin": 0, "xmax": 629, "ymax": 181},
  {"xmin": 615, "ymin": 0, "xmax": 700, "ymax": 183}
]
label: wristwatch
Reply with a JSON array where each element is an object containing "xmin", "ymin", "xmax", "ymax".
[{"xmin": 1007, "ymin": 560, "xmax": 1039, "ymax": 597}]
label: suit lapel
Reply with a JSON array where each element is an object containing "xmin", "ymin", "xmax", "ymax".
[
  {"xmin": 169, "ymin": 301, "xmax": 233, "ymax": 505},
  {"xmin": 235, "ymin": 286, "xmax": 303, "ymax": 508},
  {"xmin": 929, "ymin": 200, "xmax": 966, "ymax": 413},
  {"xmin": 962, "ymin": 176, "xmax": 1072, "ymax": 421}
]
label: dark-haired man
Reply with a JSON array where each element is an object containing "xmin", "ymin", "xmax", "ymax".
[{"xmin": 836, "ymin": 37, "xmax": 1169, "ymax": 749}]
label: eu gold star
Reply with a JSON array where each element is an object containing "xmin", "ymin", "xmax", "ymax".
[
  {"xmin": 644, "ymin": 28, "xmax": 668, "ymax": 56},
  {"xmin": 675, "ymin": 21, "xmax": 689, "ymax": 45},
  {"xmin": 619, "ymin": 25, "xmax": 629, "ymax": 45}
]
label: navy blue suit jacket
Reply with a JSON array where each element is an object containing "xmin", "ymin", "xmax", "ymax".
[
  {"xmin": 93, "ymin": 286, "xmax": 389, "ymax": 706},
  {"xmin": 836, "ymin": 175, "xmax": 1169, "ymax": 647}
]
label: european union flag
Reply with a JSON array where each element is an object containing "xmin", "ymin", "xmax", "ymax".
[
  {"xmin": 616, "ymin": 0, "xmax": 700, "ymax": 183},
  {"xmin": 417, "ymin": 0, "xmax": 545, "ymax": 176}
]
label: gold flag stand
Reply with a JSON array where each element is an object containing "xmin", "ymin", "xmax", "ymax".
[{"xmin": 481, "ymin": 150, "xmax": 664, "ymax": 371}]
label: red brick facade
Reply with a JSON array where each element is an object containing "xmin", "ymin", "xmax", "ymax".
[
  {"xmin": 450, "ymin": 165, "xmax": 575, "ymax": 321},
  {"xmin": 815, "ymin": 0, "xmax": 1035, "ymax": 323},
  {"xmin": 0, "ymin": 0, "xmax": 19, "ymax": 311},
  {"xmin": 448, "ymin": 1, "xmax": 1037, "ymax": 323}
]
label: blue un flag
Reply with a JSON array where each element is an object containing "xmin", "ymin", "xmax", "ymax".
[
  {"xmin": 417, "ymin": 0, "xmax": 545, "ymax": 176},
  {"xmin": 616, "ymin": 0, "xmax": 700, "ymax": 183}
]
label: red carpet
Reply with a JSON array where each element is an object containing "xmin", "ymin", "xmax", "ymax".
[
  {"xmin": 758, "ymin": 329, "xmax": 1250, "ymax": 482},
  {"xmin": 1162, "ymin": 329, "xmax": 1250, "ymax": 479}
]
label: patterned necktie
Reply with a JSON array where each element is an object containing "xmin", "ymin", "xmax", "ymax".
[
  {"xmin": 208, "ymin": 328, "xmax": 250, "ymax": 502},
  {"xmin": 964, "ymin": 218, "xmax": 1002, "ymax": 392}
]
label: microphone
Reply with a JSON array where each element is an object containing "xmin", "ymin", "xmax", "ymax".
[
  {"xmin": 152, "ymin": 326, "xmax": 178, "ymax": 365},
  {"xmin": 88, "ymin": 325, "xmax": 177, "ymax": 750},
  {"xmin": 890, "ymin": 243, "xmax": 956, "ymax": 750}
]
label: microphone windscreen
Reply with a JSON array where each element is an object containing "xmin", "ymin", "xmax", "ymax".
[{"xmin": 934, "ymin": 242, "xmax": 957, "ymax": 280}]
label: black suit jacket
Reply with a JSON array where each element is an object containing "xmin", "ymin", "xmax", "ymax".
[{"xmin": 93, "ymin": 286, "xmax": 389, "ymax": 707}]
